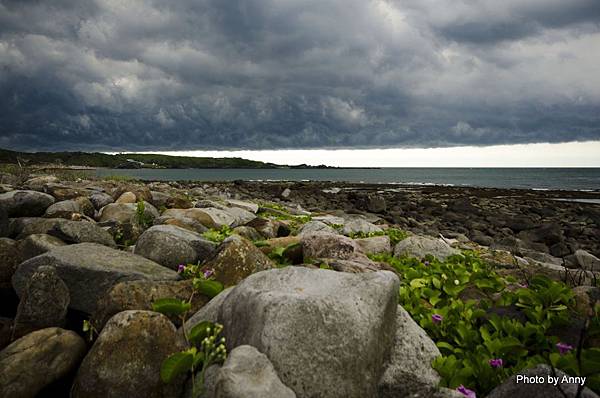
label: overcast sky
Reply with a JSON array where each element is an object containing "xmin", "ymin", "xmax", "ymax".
[{"xmin": 1, "ymin": 0, "xmax": 600, "ymax": 154}]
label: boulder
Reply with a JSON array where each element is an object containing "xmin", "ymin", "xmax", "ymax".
[
  {"xmin": 12, "ymin": 243, "xmax": 179, "ymax": 314},
  {"xmin": 312, "ymin": 215, "xmax": 346, "ymax": 226},
  {"xmin": 111, "ymin": 185, "xmax": 152, "ymax": 204},
  {"xmin": 225, "ymin": 199, "xmax": 259, "ymax": 214},
  {"xmin": 486, "ymin": 364, "xmax": 598, "ymax": 398},
  {"xmin": 23, "ymin": 175, "xmax": 60, "ymax": 191},
  {"xmin": 565, "ymin": 250, "xmax": 600, "ymax": 272},
  {"xmin": 258, "ymin": 236, "xmax": 303, "ymax": 264},
  {"xmin": 92, "ymin": 279, "xmax": 207, "ymax": 329},
  {"xmin": 98, "ymin": 202, "xmax": 158, "ymax": 224},
  {"xmin": 394, "ymin": 236, "xmax": 460, "ymax": 261},
  {"xmin": 89, "ymin": 191, "xmax": 114, "ymax": 210},
  {"xmin": 43, "ymin": 183, "xmax": 87, "ymax": 201},
  {"xmin": 378, "ymin": 306, "xmax": 441, "ymax": 397},
  {"xmin": 366, "ymin": 194, "xmax": 386, "ymax": 213},
  {"xmin": 0, "ymin": 203, "xmax": 8, "ymax": 237},
  {"xmin": 214, "ymin": 345, "xmax": 296, "ymax": 398},
  {"xmin": 150, "ymin": 191, "xmax": 170, "ymax": 208},
  {"xmin": 535, "ymin": 261, "xmax": 599, "ymax": 287},
  {"xmin": 232, "ymin": 226, "xmax": 263, "ymax": 241},
  {"xmin": 185, "ymin": 267, "xmax": 400, "ymax": 398},
  {"xmin": 154, "ymin": 215, "xmax": 209, "ymax": 234},
  {"xmin": 221, "ymin": 206, "xmax": 256, "ymax": 226},
  {"xmin": 203, "ymin": 235, "xmax": 275, "ymax": 286},
  {"xmin": 246, "ymin": 217, "xmax": 288, "ymax": 238},
  {"xmin": 518, "ymin": 223, "xmax": 564, "ymax": 246},
  {"xmin": 18, "ymin": 233, "xmax": 66, "ymax": 260},
  {"xmin": 342, "ymin": 219, "xmax": 382, "ymax": 235},
  {"xmin": 134, "ymin": 225, "xmax": 217, "ymax": 270},
  {"xmin": 12, "ymin": 218, "xmax": 116, "ymax": 247},
  {"xmin": 298, "ymin": 220, "xmax": 337, "ymax": 236},
  {"xmin": 162, "ymin": 208, "xmax": 229, "ymax": 229},
  {"xmin": 0, "ymin": 327, "xmax": 86, "ymax": 398},
  {"xmin": 355, "ymin": 235, "xmax": 392, "ymax": 255},
  {"xmin": 301, "ymin": 232, "xmax": 366, "ymax": 261},
  {"xmin": 49, "ymin": 219, "xmax": 116, "ymax": 247},
  {"xmin": 116, "ymin": 191, "xmax": 137, "ymax": 204},
  {"xmin": 0, "ymin": 238, "xmax": 21, "ymax": 288},
  {"xmin": 195, "ymin": 207, "xmax": 238, "ymax": 228},
  {"xmin": 13, "ymin": 265, "xmax": 69, "ymax": 338},
  {"xmin": 44, "ymin": 199, "xmax": 81, "ymax": 218},
  {"xmin": 323, "ymin": 258, "xmax": 381, "ymax": 273},
  {"xmin": 0, "ymin": 190, "xmax": 55, "ymax": 217},
  {"xmin": 73, "ymin": 196, "xmax": 95, "ymax": 217},
  {"xmin": 72, "ymin": 311, "xmax": 186, "ymax": 398}
]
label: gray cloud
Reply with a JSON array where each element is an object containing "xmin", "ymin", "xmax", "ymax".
[{"xmin": 0, "ymin": 0, "xmax": 599, "ymax": 151}]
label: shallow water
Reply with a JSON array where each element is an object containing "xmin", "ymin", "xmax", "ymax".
[{"xmin": 95, "ymin": 168, "xmax": 600, "ymax": 191}]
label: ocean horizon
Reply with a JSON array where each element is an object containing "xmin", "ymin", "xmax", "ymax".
[{"xmin": 95, "ymin": 167, "xmax": 600, "ymax": 192}]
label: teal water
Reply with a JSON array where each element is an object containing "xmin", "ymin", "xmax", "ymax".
[{"xmin": 94, "ymin": 168, "xmax": 600, "ymax": 191}]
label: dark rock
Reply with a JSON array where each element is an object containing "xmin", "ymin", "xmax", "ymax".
[
  {"xmin": 92, "ymin": 279, "xmax": 208, "ymax": 329},
  {"xmin": 12, "ymin": 243, "xmax": 179, "ymax": 314},
  {"xmin": 13, "ymin": 265, "xmax": 70, "ymax": 338},
  {"xmin": 0, "ymin": 327, "xmax": 87, "ymax": 398},
  {"xmin": 72, "ymin": 311, "xmax": 186, "ymax": 398},
  {"xmin": 0, "ymin": 190, "xmax": 55, "ymax": 217},
  {"xmin": 44, "ymin": 199, "xmax": 81, "ymax": 219},
  {"xmin": 203, "ymin": 235, "xmax": 275, "ymax": 287},
  {"xmin": 134, "ymin": 225, "xmax": 217, "ymax": 270},
  {"xmin": 89, "ymin": 192, "xmax": 114, "ymax": 210},
  {"xmin": 18, "ymin": 234, "xmax": 66, "ymax": 261},
  {"xmin": 0, "ymin": 238, "xmax": 21, "ymax": 289}
]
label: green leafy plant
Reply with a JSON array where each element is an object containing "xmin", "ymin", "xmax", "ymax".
[
  {"xmin": 82, "ymin": 319, "xmax": 98, "ymax": 342},
  {"xmin": 135, "ymin": 200, "xmax": 153, "ymax": 229},
  {"xmin": 370, "ymin": 252, "xmax": 597, "ymax": 396},
  {"xmin": 266, "ymin": 242, "xmax": 301, "ymax": 267},
  {"xmin": 349, "ymin": 227, "xmax": 408, "ymax": 245},
  {"xmin": 153, "ymin": 298, "xmax": 227, "ymax": 397},
  {"xmin": 201, "ymin": 225, "xmax": 233, "ymax": 243}
]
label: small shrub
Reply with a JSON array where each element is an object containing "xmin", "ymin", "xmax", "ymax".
[{"xmin": 201, "ymin": 225, "xmax": 233, "ymax": 243}]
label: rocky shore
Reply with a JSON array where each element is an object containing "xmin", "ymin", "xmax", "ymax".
[{"xmin": 0, "ymin": 172, "xmax": 599, "ymax": 398}]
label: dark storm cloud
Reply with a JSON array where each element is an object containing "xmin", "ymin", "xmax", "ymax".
[{"xmin": 0, "ymin": 0, "xmax": 599, "ymax": 151}]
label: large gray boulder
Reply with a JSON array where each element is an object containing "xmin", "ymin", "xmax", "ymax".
[
  {"xmin": 13, "ymin": 265, "xmax": 70, "ymax": 338},
  {"xmin": 225, "ymin": 199, "xmax": 259, "ymax": 214},
  {"xmin": 0, "ymin": 190, "xmax": 55, "ymax": 217},
  {"xmin": 12, "ymin": 243, "xmax": 179, "ymax": 314},
  {"xmin": 214, "ymin": 345, "xmax": 295, "ymax": 398},
  {"xmin": 394, "ymin": 236, "xmax": 460, "ymax": 261},
  {"xmin": 486, "ymin": 364, "xmax": 598, "ymax": 398},
  {"xmin": 72, "ymin": 310, "xmax": 186, "ymax": 398},
  {"xmin": 378, "ymin": 306, "xmax": 441, "ymax": 397},
  {"xmin": 0, "ymin": 327, "xmax": 86, "ymax": 398},
  {"xmin": 185, "ymin": 267, "xmax": 400, "ymax": 398},
  {"xmin": 134, "ymin": 224, "xmax": 217, "ymax": 270}
]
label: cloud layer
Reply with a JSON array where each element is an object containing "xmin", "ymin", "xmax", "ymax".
[{"xmin": 1, "ymin": 0, "xmax": 599, "ymax": 151}]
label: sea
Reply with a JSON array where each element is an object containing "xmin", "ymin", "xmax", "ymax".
[{"xmin": 94, "ymin": 168, "xmax": 600, "ymax": 192}]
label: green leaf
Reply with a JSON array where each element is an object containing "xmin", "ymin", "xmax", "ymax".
[
  {"xmin": 152, "ymin": 298, "xmax": 191, "ymax": 317},
  {"xmin": 188, "ymin": 321, "xmax": 215, "ymax": 346},
  {"xmin": 160, "ymin": 351, "xmax": 194, "ymax": 383},
  {"xmin": 194, "ymin": 279, "xmax": 224, "ymax": 298}
]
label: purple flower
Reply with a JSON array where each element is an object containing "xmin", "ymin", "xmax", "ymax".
[
  {"xmin": 489, "ymin": 358, "xmax": 503, "ymax": 368},
  {"xmin": 177, "ymin": 264, "xmax": 185, "ymax": 273},
  {"xmin": 203, "ymin": 268, "xmax": 214, "ymax": 279},
  {"xmin": 431, "ymin": 314, "xmax": 443, "ymax": 324},
  {"xmin": 518, "ymin": 283, "xmax": 528, "ymax": 289},
  {"xmin": 456, "ymin": 385, "xmax": 477, "ymax": 398},
  {"xmin": 556, "ymin": 342, "xmax": 573, "ymax": 355},
  {"xmin": 424, "ymin": 260, "xmax": 430, "ymax": 266}
]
